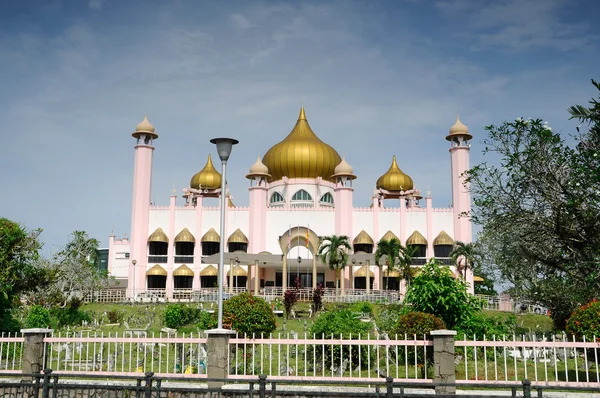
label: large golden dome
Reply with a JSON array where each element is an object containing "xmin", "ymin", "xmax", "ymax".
[
  {"xmin": 262, "ymin": 106, "xmax": 342, "ymax": 182},
  {"xmin": 190, "ymin": 154, "xmax": 222, "ymax": 190},
  {"xmin": 376, "ymin": 156, "xmax": 414, "ymax": 191}
]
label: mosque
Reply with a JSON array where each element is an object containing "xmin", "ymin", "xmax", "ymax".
[{"xmin": 107, "ymin": 106, "xmax": 473, "ymax": 299}]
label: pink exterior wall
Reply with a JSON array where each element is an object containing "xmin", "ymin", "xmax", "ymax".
[
  {"xmin": 334, "ymin": 185, "xmax": 353, "ymax": 287},
  {"xmin": 166, "ymin": 194, "xmax": 176, "ymax": 297},
  {"xmin": 425, "ymin": 196, "xmax": 433, "ymax": 259},
  {"xmin": 128, "ymin": 143, "xmax": 154, "ymax": 297},
  {"xmin": 108, "ymin": 235, "xmax": 115, "ymax": 273},
  {"xmin": 371, "ymin": 196, "xmax": 380, "ymax": 289},
  {"xmin": 248, "ymin": 186, "xmax": 268, "ymax": 253},
  {"xmin": 450, "ymin": 144, "xmax": 473, "ymax": 292},
  {"xmin": 399, "ymin": 197, "xmax": 406, "ymax": 244},
  {"xmin": 193, "ymin": 197, "xmax": 203, "ymax": 290}
]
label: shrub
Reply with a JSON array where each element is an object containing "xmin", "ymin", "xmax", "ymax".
[
  {"xmin": 566, "ymin": 300, "xmax": 600, "ymax": 341},
  {"xmin": 312, "ymin": 283, "xmax": 324, "ymax": 314},
  {"xmin": 221, "ymin": 293, "xmax": 277, "ymax": 336},
  {"xmin": 310, "ymin": 309, "xmax": 372, "ymax": 368},
  {"xmin": 349, "ymin": 302, "xmax": 374, "ymax": 316},
  {"xmin": 375, "ymin": 304, "xmax": 405, "ymax": 334},
  {"xmin": 50, "ymin": 306, "xmax": 91, "ymax": 327},
  {"xmin": 456, "ymin": 312, "xmax": 516, "ymax": 339},
  {"xmin": 284, "ymin": 279, "xmax": 300, "ymax": 319},
  {"xmin": 106, "ymin": 309, "xmax": 123, "ymax": 324},
  {"xmin": 25, "ymin": 305, "xmax": 51, "ymax": 328},
  {"xmin": 392, "ymin": 311, "xmax": 446, "ymax": 339},
  {"xmin": 403, "ymin": 259, "xmax": 482, "ymax": 329},
  {"xmin": 164, "ymin": 304, "xmax": 206, "ymax": 329}
]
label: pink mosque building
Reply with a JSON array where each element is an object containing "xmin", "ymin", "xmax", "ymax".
[{"xmin": 107, "ymin": 106, "xmax": 473, "ymax": 299}]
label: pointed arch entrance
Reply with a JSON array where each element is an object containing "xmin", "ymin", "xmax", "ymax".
[{"xmin": 277, "ymin": 226, "xmax": 321, "ymax": 291}]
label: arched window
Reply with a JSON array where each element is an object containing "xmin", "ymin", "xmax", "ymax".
[
  {"xmin": 270, "ymin": 192, "xmax": 284, "ymax": 205},
  {"xmin": 319, "ymin": 192, "xmax": 334, "ymax": 205},
  {"xmin": 292, "ymin": 189, "xmax": 312, "ymax": 201}
]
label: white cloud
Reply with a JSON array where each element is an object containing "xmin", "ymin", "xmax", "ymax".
[{"xmin": 230, "ymin": 13, "xmax": 256, "ymax": 30}]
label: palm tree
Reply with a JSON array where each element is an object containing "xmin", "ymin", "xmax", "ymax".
[
  {"xmin": 450, "ymin": 241, "xmax": 478, "ymax": 280},
  {"xmin": 317, "ymin": 235, "xmax": 352, "ymax": 296},
  {"xmin": 374, "ymin": 238, "xmax": 401, "ymax": 290},
  {"xmin": 399, "ymin": 245, "xmax": 418, "ymax": 289}
]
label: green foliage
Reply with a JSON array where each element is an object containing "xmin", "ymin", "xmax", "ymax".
[
  {"xmin": 456, "ymin": 312, "xmax": 516, "ymax": 339},
  {"xmin": 221, "ymin": 293, "xmax": 277, "ymax": 336},
  {"xmin": 163, "ymin": 304, "xmax": 207, "ymax": 329},
  {"xmin": 349, "ymin": 301, "xmax": 374, "ymax": 316},
  {"xmin": 196, "ymin": 310, "xmax": 213, "ymax": 331},
  {"xmin": 566, "ymin": 300, "xmax": 600, "ymax": 341},
  {"xmin": 311, "ymin": 309, "xmax": 371, "ymax": 338},
  {"xmin": 312, "ymin": 283, "xmax": 324, "ymax": 313},
  {"xmin": 0, "ymin": 219, "xmax": 45, "ymax": 332},
  {"xmin": 318, "ymin": 235, "xmax": 352, "ymax": 293},
  {"xmin": 106, "ymin": 309, "xmax": 124, "ymax": 324},
  {"xmin": 49, "ymin": 305, "xmax": 92, "ymax": 327},
  {"xmin": 375, "ymin": 304, "xmax": 405, "ymax": 334},
  {"xmin": 25, "ymin": 305, "xmax": 51, "ymax": 328},
  {"xmin": 403, "ymin": 259, "xmax": 482, "ymax": 329},
  {"xmin": 466, "ymin": 81, "xmax": 600, "ymax": 331},
  {"xmin": 392, "ymin": 311, "xmax": 446, "ymax": 339},
  {"xmin": 375, "ymin": 238, "xmax": 401, "ymax": 290},
  {"xmin": 310, "ymin": 308, "xmax": 372, "ymax": 367}
]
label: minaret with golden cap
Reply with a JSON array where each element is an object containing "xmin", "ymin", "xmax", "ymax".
[
  {"xmin": 246, "ymin": 156, "xmax": 271, "ymax": 253},
  {"xmin": 447, "ymin": 115, "xmax": 473, "ymax": 290},
  {"xmin": 129, "ymin": 114, "xmax": 158, "ymax": 298}
]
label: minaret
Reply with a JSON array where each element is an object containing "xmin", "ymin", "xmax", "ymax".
[
  {"xmin": 447, "ymin": 116, "xmax": 474, "ymax": 291},
  {"xmin": 332, "ymin": 157, "xmax": 356, "ymax": 295},
  {"xmin": 129, "ymin": 115, "xmax": 158, "ymax": 297},
  {"xmin": 246, "ymin": 156, "xmax": 270, "ymax": 253}
]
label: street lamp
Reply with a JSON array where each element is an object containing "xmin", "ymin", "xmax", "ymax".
[
  {"xmin": 297, "ymin": 256, "xmax": 302, "ymax": 288},
  {"xmin": 351, "ymin": 259, "xmax": 356, "ymax": 290},
  {"xmin": 234, "ymin": 256, "xmax": 240, "ymax": 292},
  {"xmin": 210, "ymin": 137, "xmax": 239, "ymax": 330},
  {"xmin": 132, "ymin": 259, "xmax": 137, "ymax": 300}
]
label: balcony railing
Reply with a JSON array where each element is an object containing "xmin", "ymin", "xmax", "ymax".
[
  {"xmin": 147, "ymin": 256, "xmax": 168, "ymax": 263},
  {"xmin": 174, "ymin": 256, "xmax": 194, "ymax": 263}
]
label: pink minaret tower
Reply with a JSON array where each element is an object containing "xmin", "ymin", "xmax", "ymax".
[
  {"xmin": 128, "ymin": 115, "xmax": 158, "ymax": 297},
  {"xmin": 246, "ymin": 156, "xmax": 271, "ymax": 254},
  {"xmin": 447, "ymin": 116, "xmax": 474, "ymax": 291},
  {"xmin": 332, "ymin": 157, "xmax": 356, "ymax": 294}
]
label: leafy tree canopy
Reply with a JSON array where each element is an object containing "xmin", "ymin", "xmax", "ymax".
[{"xmin": 465, "ymin": 79, "xmax": 600, "ymax": 329}]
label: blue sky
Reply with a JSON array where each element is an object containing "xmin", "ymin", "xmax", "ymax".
[{"xmin": 0, "ymin": 0, "xmax": 598, "ymax": 254}]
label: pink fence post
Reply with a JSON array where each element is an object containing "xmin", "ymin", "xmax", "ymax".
[
  {"xmin": 431, "ymin": 330, "xmax": 457, "ymax": 395},
  {"xmin": 20, "ymin": 328, "xmax": 53, "ymax": 378},
  {"xmin": 206, "ymin": 329, "xmax": 236, "ymax": 388}
]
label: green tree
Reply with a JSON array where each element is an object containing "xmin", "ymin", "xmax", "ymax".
[
  {"xmin": 317, "ymin": 235, "xmax": 352, "ymax": 295},
  {"xmin": 374, "ymin": 238, "xmax": 401, "ymax": 290},
  {"xmin": 0, "ymin": 219, "xmax": 46, "ymax": 331},
  {"xmin": 33, "ymin": 231, "xmax": 112, "ymax": 307},
  {"xmin": 403, "ymin": 259, "xmax": 481, "ymax": 329},
  {"xmin": 450, "ymin": 241, "xmax": 479, "ymax": 280},
  {"xmin": 399, "ymin": 245, "xmax": 418, "ymax": 289}
]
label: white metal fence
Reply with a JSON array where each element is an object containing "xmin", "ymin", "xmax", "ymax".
[{"xmin": 0, "ymin": 333, "xmax": 23, "ymax": 373}]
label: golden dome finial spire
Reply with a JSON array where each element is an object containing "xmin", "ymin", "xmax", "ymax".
[{"xmin": 298, "ymin": 102, "xmax": 306, "ymax": 120}]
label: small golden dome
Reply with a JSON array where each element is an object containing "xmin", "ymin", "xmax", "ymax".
[
  {"xmin": 380, "ymin": 230, "xmax": 400, "ymax": 242},
  {"xmin": 376, "ymin": 156, "xmax": 414, "ymax": 191},
  {"xmin": 262, "ymin": 105, "xmax": 342, "ymax": 182},
  {"xmin": 446, "ymin": 115, "xmax": 473, "ymax": 141},
  {"xmin": 433, "ymin": 230, "xmax": 454, "ymax": 245},
  {"xmin": 174, "ymin": 227, "xmax": 195, "ymax": 243},
  {"xmin": 148, "ymin": 228, "xmax": 169, "ymax": 243},
  {"xmin": 227, "ymin": 228, "xmax": 249, "ymax": 244},
  {"xmin": 227, "ymin": 265, "xmax": 248, "ymax": 277},
  {"xmin": 246, "ymin": 156, "xmax": 271, "ymax": 179},
  {"xmin": 353, "ymin": 230, "xmax": 374, "ymax": 245},
  {"xmin": 133, "ymin": 114, "xmax": 158, "ymax": 139},
  {"xmin": 173, "ymin": 264, "xmax": 194, "ymax": 277},
  {"xmin": 200, "ymin": 265, "xmax": 218, "ymax": 276},
  {"xmin": 191, "ymin": 155, "xmax": 222, "ymax": 190},
  {"xmin": 406, "ymin": 230, "xmax": 427, "ymax": 246},
  {"xmin": 201, "ymin": 227, "xmax": 220, "ymax": 243},
  {"xmin": 146, "ymin": 264, "xmax": 167, "ymax": 276}
]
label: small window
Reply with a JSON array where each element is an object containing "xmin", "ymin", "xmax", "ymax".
[
  {"xmin": 319, "ymin": 192, "xmax": 334, "ymax": 205},
  {"xmin": 270, "ymin": 192, "xmax": 284, "ymax": 204},
  {"xmin": 292, "ymin": 189, "xmax": 312, "ymax": 201}
]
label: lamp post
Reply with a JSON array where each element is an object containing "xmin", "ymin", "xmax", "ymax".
[
  {"xmin": 351, "ymin": 258, "xmax": 356, "ymax": 290},
  {"xmin": 210, "ymin": 137, "xmax": 239, "ymax": 330},
  {"xmin": 297, "ymin": 256, "xmax": 301, "ymax": 289},
  {"xmin": 132, "ymin": 259, "xmax": 137, "ymax": 300},
  {"xmin": 235, "ymin": 256, "xmax": 240, "ymax": 292}
]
